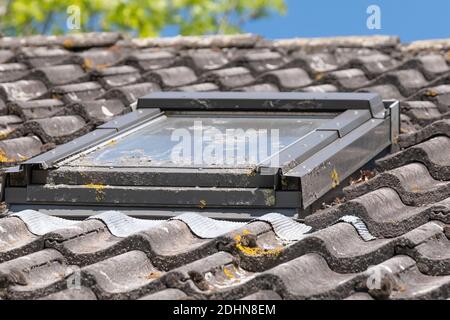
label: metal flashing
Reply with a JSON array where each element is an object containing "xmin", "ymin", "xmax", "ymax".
[
  {"xmin": 87, "ymin": 210, "xmax": 161, "ymax": 237},
  {"xmin": 254, "ymin": 212, "xmax": 312, "ymax": 241},
  {"xmin": 338, "ymin": 215, "xmax": 377, "ymax": 241},
  {"xmin": 11, "ymin": 209, "xmax": 79, "ymax": 235},
  {"xmin": 170, "ymin": 213, "xmax": 245, "ymax": 238}
]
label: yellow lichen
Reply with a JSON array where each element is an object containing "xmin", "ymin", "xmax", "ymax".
[
  {"xmin": 425, "ymin": 90, "xmax": 438, "ymax": 97},
  {"xmin": 0, "ymin": 130, "xmax": 11, "ymax": 140},
  {"xmin": 85, "ymin": 183, "xmax": 106, "ymax": 190},
  {"xmin": 18, "ymin": 155, "xmax": 29, "ymax": 161},
  {"xmin": 245, "ymin": 168, "xmax": 257, "ymax": 177},
  {"xmin": 400, "ymin": 127, "xmax": 411, "ymax": 134},
  {"xmin": 234, "ymin": 234, "xmax": 282, "ymax": 257},
  {"xmin": 392, "ymin": 134, "xmax": 399, "ymax": 145},
  {"xmin": 105, "ymin": 139, "xmax": 116, "ymax": 147},
  {"xmin": 263, "ymin": 190, "xmax": 276, "ymax": 206},
  {"xmin": 331, "ymin": 168, "xmax": 340, "ymax": 188},
  {"xmin": 222, "ymin": 266, "xmax": 235, "ymax": 280},
  {"xmin": 145, "ymin": 271, "xmax": 162, "ymax": 280},
  {"xmin": 83, "ymin": 58, "xmax": 94, "ymax": 70},
  {"xmin": 315, "ymin": 72, "xmax": 324, "ymax": 81},
  {"xmin": 198, "ymin": 199, "xmax": 207, "ymax": 209},
  {"xmin": 63, "ymin": 38, "xmax": 75, "ymax": 49},
  {"xmin": 0, "ymin": 149, "xmax": 16, "ymax": 163},
  {"xmin": 85, "ymin": 183, "xmax": 106, "ymax": 201},
  {"xmin": 94, "ymin": 63, "xmax": 109, "ymax": 70}
]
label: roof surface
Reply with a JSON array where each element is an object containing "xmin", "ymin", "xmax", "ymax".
[{"xmin": 0, "ymin": 33, "xmax": 449, "ymax": 300}]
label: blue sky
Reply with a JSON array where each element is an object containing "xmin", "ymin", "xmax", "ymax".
[{"xmin": 242, "ymin": 0, "xmax": 450, "ymax": 42}]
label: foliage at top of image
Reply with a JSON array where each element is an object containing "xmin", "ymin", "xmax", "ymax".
[{"xmin": 0, "ymin": 0, "xmax": 286, "ymax": 37}]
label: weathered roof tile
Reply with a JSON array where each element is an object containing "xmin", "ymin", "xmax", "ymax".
[
  {"xmin": 0, "ymin": 115, "xmax": 23, "ymax": 139},
  {"xmin": 8, "ymin": 99, "xmax": 65, "ymax": 121},
  {"xmin": 62, "ymin": 32, "xmax": 122, "ymax": 49},
  {"xmin": 102, "ymin": 82, "xmax": 161, "ymax": 105},
  {"xmin": 201, "ymin": 67, "xmax": 255, "ymax": 89},
  {"xmin": 358, "ymin": 84, "xmax": 405, "ymax": 100},
  {"xmin": 29, "ymin": 64, "xmax": 88, "ymax": 86},
  {"xmin": 420, "ymin": 84, "xmax": 450, "ymax": 114},
  {"xmin": 0, "ymin": 135, "xmax": 42, "ymax": 164},
  {"xmin": 402, "ymin": 101, "xmax": 444, "ymax": 126},
  {"xmin": 0, "ymin": 98, "xmax": 6, "ymax": 116},
  {"xmin": 375, "ymin": 69, "xmax": 430, "ymax": 97},
  {"xmin": 0, "ymin": 50, "xmax": 14, "ymax": 64},
  {"xmin": 234, "ymin": 83, "xmax": 280, "ymax": 92},
  {"xmin": 344, "ymin": 163, "xmax": 450, "ymax": 206},
  {"xmin": 259, "ymin": 68, "xmax": 312, "ymax": 91},
  {"xmin": 125, "ymin": 50, "xmax": 176, "ymax": 71},
  {"xmin": 92, "ymin": 65, "xmax": 141, "ymax": 89},
  {"xmin": 273, "ymin": 35, "xmax": 400, "ymax": 50},
  {"xmin": 0, "ymin": 80, "xmax": 47, "ymax": 102},
  {"xmin": 398, "ymin": 119, "xmax": 450, "ymax": 149},
  {"xmin": 80, "ymin": 250, "xmax": 165, "ymax": 300},
  {"xmin": 0, "ymin": 249, "xmax": 69, "ymax": 299},
  {"xmin": 24, "ymin": 115, "xmax": 91, "ymax": 144},
  {"xmin": 400, "ymin": 54, "xmax": 450, "ymax": 80},
  {"xmin": 174, "ymin": 82, "xmax": 219, "ymax": 92},
  {"xmin": 404, "ymin": 38, "xmax": 450, "ymax": 52},
  {"xmin": 139, "ymin": 288, "xmax": 187, "ymax": 300},
  {"xmin": 177, "ymin": 49, "xmax": 229, "ymax": 72},
  {"xmin": 321, "ymin": 68, "xmax": 370, "ymax": 90},
  {"xmin": 345, "ymin": 53, "xmax": 400, "ymax": 78},
  {"xmin": 0, "ymin": 33, "xmax": 121, "ymax": 50},
  {"xmin": 68, "ymin": 99, "xmax": 127, "ymax": 124},
  {"xmin": 234, "ymin": 51, "xmax": 287, "ymax": 74},
  {"xmin": 0, "ymin": 63, "xmax": 30, "ymax": 83},
  {"xmin": 77, "ymin": 48, "xmax": 126, "ymax": 70},
  {"xmin": 299, "ymin": 84, "xmax": 338, "ymax": 93},
  {"xmin": 287, "ymin": 51, "xmax": 339, "ymax": 74},
  {"xmin": 51, "ymin": 82, "xmax": 105, "ymax": 103},
  {"xmin": 16, "ymin": 47, "xmax": 73, "ymax": 68},
  {"xmin": 122, "ymin": 34, "xmax": 261, "ymax": 49},
  {"xmin": 143, "ymin": 66, "xmax": 198, "ymax": 88},
  {"xmin": 376, "ymin": 136, "xmax": 450, "ymax": 180},
  {"xmin": 0, "ymin": 216, "xmax": 42, "ymax": 264},
  {"xmin": 39, "ymin": 287, "xmax": 98, "ymax": 300}
]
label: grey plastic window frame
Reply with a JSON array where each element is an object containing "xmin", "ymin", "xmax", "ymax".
[{"xmin": 4, "ymin": 92, "xmax": 398, "ymax": 214}]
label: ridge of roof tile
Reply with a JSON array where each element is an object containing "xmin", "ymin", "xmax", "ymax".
[
  {"xmin": 403, "ymin": 38, "xmax": 450, "ymax": 52},
  {"xmin": 118, "ymin": 34, "xmax": 263, "ymax": 49},
  {"xmin": 272, "ymin": 35, "xmax": 401, "ymax": 50},
  {"xmin": 0, "ymin": 32, "xmax": 122, "ymax": 49}
]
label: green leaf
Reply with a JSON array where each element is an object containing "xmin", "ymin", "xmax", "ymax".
[{"xmin": 0, "ymin": 0, "xmax": 286, "ymax": 37}]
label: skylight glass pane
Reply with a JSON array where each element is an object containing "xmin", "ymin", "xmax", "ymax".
[{"xmin": 70, "ymin": 112, "xmax": 335, "ymax": 168}]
